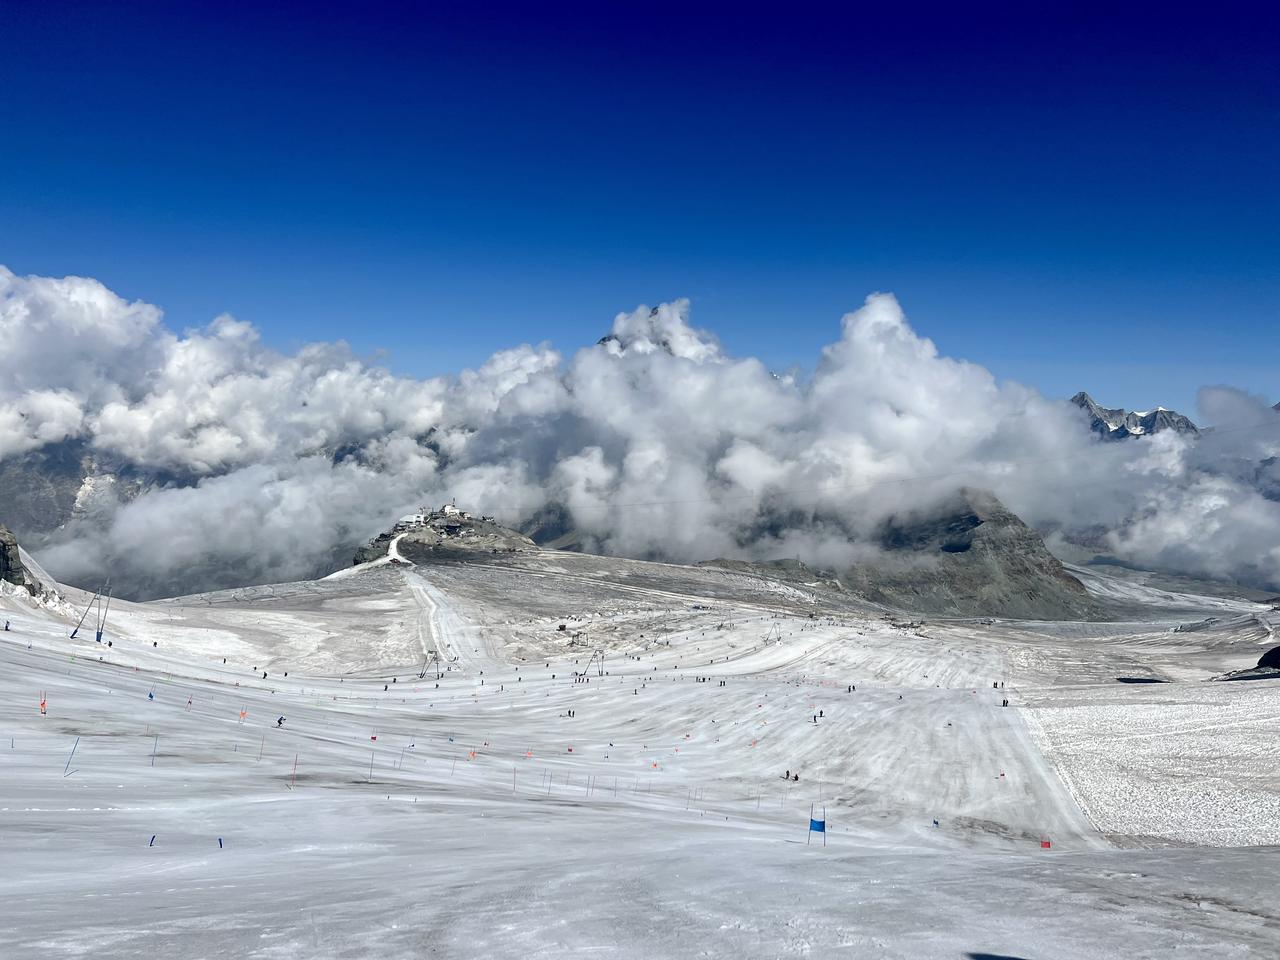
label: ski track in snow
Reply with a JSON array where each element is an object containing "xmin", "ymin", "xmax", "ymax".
[{"xmin": 1, "ymin": 556, "xmax": 1278, "ymax": 959}]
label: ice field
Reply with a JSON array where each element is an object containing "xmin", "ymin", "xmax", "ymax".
[{"xmin": 2, "ymin": 549, "xmax": 1278, "ymax": 958}]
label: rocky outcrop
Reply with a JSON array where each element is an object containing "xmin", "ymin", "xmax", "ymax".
[
  {"xmin": 0, "ymin": 524, "xmax": 37, "ymax": 596},
  {"xmin": 520, "ymin": 501, "xmax": 584, "ymax": 551},
  {"xmin": 1071, "ymin": 392, "xmax": 1199, "ymax": 440},
  {"xmin": 0, "ymin": 440, "xmax": 94, "ymax": 537},
  {"xmin": 355, "ymin": 508, "xmax": 535, "ymax": 565},
  {"xmin": 841, "ymin": 489, "xmax": 1099, "ymax": 620},
  {"xmin": 701, "ymin": 490, "xmax": 1100, "ymax": 619},
  {"xmin": 0, "ymin": 438, "xmax": 180, "ymax": 542}
]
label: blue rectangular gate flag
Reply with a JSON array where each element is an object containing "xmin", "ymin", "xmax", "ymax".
[{"xmin": 807, "ymin": 805, "xmax": 828, "ymax": 846}]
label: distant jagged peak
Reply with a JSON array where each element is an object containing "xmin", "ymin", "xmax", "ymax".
[
  {"xmin": 596, "ymin": 300, "xmax": 721, "ymax": 363},
  {"xmin": 1071, "ymin": 391, "xmax": 1199, "ymax": 440}
]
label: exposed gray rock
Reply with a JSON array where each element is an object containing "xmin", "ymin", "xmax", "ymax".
[
  {"xmin": 841, "ymin": 489, "xmax": 1099, "ymax": 620},
  {"xmin": 0, "ymin": 438, "xmax": 183, "ymax": 542},
  {"xmin": 0, "ymin": 440, "xmax": 95, "ymax": 536},
  {"xmin": 701, "ymin": 490, "xmax": 1099, "ymax": 620},
  {"xmin": 0, "ymin": 524, "xmax": 37, "ymax": 596},
  {"xmin": 520, "ymin": 501, "xmax": 583, "ymax": 551},
  {"xmin": 1071, "ymin": 391, "xmax": 1199, "ymax": 440},
  {"xmin": 356, "ymin": 506, "xmax": 535, "ymax": 565}
]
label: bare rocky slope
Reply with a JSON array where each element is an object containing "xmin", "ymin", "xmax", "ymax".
[
  {"xmin": 842, "ymin": 489, "xmax": 1098, "ymax": 619},
  {"xmin": 701, "ymin": 489, "xmax": 1099, "ymax": 620},
  {"xmin": 387, "ymin": 490, "xmax": 1099, "ymax": 621},
  {"xmin": 0, "ymin": 524, "xmax": 39, "ymax": 596}
]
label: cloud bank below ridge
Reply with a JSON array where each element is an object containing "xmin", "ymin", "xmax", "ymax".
[{"xmin": 2, "ymin": 265, "xmax": 1278, "ymax": 599}]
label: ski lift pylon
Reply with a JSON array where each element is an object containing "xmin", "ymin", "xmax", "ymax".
[{"xmin": 70, "ymin": 580, "xmax": 111, "ymax": 642}]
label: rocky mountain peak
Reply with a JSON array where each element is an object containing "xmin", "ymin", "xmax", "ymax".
[
  {"xmin": 0, "ymin": 524, "xmax": 38, "ymax": 596},
  {"xmin": 839, "ymin": 487, "xmax": 1098, "ymax": 619},
  {"xmin": 1071, "ymin": 391, "xmax": 1199, "ymax": 440}
]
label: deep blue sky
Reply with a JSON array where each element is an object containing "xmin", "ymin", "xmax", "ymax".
[{"xmin": 2, "ymin": 1, "xmax": 1276, "ymax": 416}]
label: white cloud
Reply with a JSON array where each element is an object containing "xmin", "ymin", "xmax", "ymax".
[{"xmin": 3, "ymin": 265, "xmax": 1278, "ymax": 598}]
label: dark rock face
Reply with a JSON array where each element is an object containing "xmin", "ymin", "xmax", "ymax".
[
  {"xmin": 0, "ymin": 438, "xmax": 189, "ymax": 543},
  {"xmin": 842, "ymin": 489, "xmax": 1099, "ymax": 620},
  {"xmin": 0, "ymin": 440, "xmax": 93, "ymax": 537},
  {"xmin": 0, "ymin": 524, "xmax": 37, "ymax": 596},
  {"xmin": 1259, "ymin": 646, "xmax": 1280, "ymax": 670},
  {"xmin": 701, "ymin": 490, "xmax": 1097, "ymax": 618},
  {"xmin": 520, "ymin": 501, "xmax": 580, "ymax": 550},
  {"xmin": 1071, "ymin": 392, "xmax": 1199, "ymax": 441},
  {"xmin": 353, "ymin": 537, "xmax": 393, "ymax": 566}
]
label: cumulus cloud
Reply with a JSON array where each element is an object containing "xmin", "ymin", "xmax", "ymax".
[{"xmin": 2, "ymin": 265, "xmax": 1278, "ymax": 599}]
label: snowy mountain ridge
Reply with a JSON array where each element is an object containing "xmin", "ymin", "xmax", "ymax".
[{"xmin": 1071, "ymin": 391, "xmax": 1200, "ymax": 440}]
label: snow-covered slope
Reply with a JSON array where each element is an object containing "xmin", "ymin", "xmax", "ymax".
[{"xmin": 1, "ymin": 549, "xmax": 1277, "ymax": 959}]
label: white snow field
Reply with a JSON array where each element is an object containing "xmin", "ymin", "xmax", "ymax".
[{"xmin": 2, "ymin": 550, "xmax": 1278, "ymax": 959}]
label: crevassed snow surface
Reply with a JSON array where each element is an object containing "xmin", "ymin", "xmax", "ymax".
[{"xmin": 1, "ymin": 554, "xmax": 1278, "ymax": 959}]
